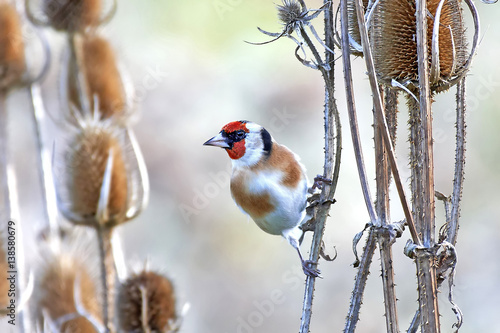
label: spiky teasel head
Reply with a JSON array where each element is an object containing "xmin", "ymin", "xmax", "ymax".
[
  {"xmin": 34, "ymin": 254, "xmax": 100, "ymax": 331},
  {"xmin": 118, "ymin": 270, "xmax": 178, "ymax": 332},
  {"xmin": 371, "ymin": 0, "xmax": 467, "ymax": 92},
  {"xmin": 0, "ymin": 2, "xmax": 26, "ymax": 92},
  {"xmin": 277, "ymin": 0, "xmax": 303, "ymax": 27},
  {"xmin": 67, "ymin": 33, "xmax": 127, "ymax": 121},
  {"xmin": 63, "ymin": 121, "xmax": 128, "ymax": 227},
  {"xmin": 42, "ymin": 0, "xmax": 102, "ymax": 32}
]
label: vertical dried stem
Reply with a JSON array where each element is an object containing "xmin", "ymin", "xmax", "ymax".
[
  {"xmin": 375, "ymin": 87, "xmax": 399, "ymax": 333},
  {"xmin": 414, "ymin": 0, "xmax": 440, "ymax": 330},
  {"xmin": 343, "ymin": 229, "xmax": 377, "ymax": 333},
  {"xmin": 299, "ymin": 2, "xmax": 342, "ymax": 332},
  {"xmin": 339, "ymin": 0, "xmax": 378, "ymax": 329},
  {"xmin": 352, "ymin": 0, "xmax": 420, "ymax": 245},
  {"xmin": 97, "ymin": 226, "xmax": 116, "ymax": 333},
  {"xmin": 449, "ymin": 78, "xmax": 466, "ymax": 245}
]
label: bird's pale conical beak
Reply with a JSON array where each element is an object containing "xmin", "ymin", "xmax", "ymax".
[{"xmin": 203, "ymin": 133, "xmax": 230, "ymax": 148}]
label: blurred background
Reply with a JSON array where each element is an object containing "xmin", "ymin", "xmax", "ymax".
[{"xmin": 2, "ymin": 0, "xmax": 500, "ymax": 332}]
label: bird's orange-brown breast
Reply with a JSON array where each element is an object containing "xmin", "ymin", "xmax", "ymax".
[
  {"xmin": 253, "ymin": 143, "xmax": 303, "ymax": 188},
  {"xmin": 230, "ymin": 175, "xmax": 275, "ymax": 219}
]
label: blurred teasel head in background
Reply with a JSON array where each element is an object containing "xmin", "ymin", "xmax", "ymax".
[
  {"xmin": 0, "ymin": 1, "xmax": 26, "ymax": 92},
  {"xmin": 26, "ymin": 0, "xmax": 117, "ymax": 32},
  {"xmin": 33, "ymin": 253, "xmax": 101, "ymax": 332},
  {"xmin": 118, "ymin": 270, "xmax": 179, "ymax": 332},
  {"xmin": 60, "ymin": 119, "xmax": 129, "ymax": 228},
  {"xmin": 64, "ymin": 33, "xmax": 129, "ymax": 122}
]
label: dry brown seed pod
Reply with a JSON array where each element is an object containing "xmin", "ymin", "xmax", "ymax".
[
  {"xmin": 372, "ymin": 0, "xmax": 467, "ymax": 91},
  {"xmin": 68, "ymin": 33, "xmax": 127, "ymax": 120},
  {"xmin": 0, "ymin": 2, "xmax": 26, "ymax": 92},
  {"xmin": 65, "ymin": 123, "xmax": 128, "ymax": 227},
  {"xmin": 118, "ymin": 270, "xmax": 177, "ymax": 332},
  {"xmin": 43, "ymin": 0, "xmax": 102, "ymax": 32},
  {"xmin": 35, "ymin": 255, "xmax": 100, "ymax": 332}
]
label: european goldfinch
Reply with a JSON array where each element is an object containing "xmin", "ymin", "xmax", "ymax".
[{"xmin": 204, "ymin": 120, "xmax": 320, "ymax": 277}]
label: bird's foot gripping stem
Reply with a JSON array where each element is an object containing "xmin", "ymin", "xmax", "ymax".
[
  {"xmin": 309, "ymin": 174, "xmax": 332, "ymax": 193},
  {"xmin": 302, "ymin": 259, "xmax": 321, "ymax": 278}
]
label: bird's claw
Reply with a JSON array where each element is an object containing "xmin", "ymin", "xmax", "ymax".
[
  {"xmin": 302, "ymin": 260, "xmax": 321, "ymax": 278},
  {"xmin": 309, "ymin": 175, "xmax": 332, "ymax": 193}
]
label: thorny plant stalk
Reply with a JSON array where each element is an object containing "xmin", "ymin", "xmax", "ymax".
[
  {"xmin": 339, "ymin": 0, "xmax": 377, "ymax": 330},
  {"xmin": 374, "ymin": 87, "xmax": 399, "ymax": 333},
  {"xmin": 413, "ymin": 0, "xmax": 440, "ymax": 330},
  {"xmin": 298, "ymin": 1, "xmax": 342, "ymax": 332},
  {"xmin": 449, "ymin": 78, "xmax": 466, "ymax": 245},
  {"xmin": 340, "ymin": 0, "xmax": 402, "ymax": 325},
  {"xmin": 250, "ymin": 0, "xmax": 341, "ymax": 330}
]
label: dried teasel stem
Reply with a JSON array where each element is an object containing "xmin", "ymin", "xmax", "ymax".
[
  {"xmin": 374, "ymin": 87, "xmax": 399, "ymax": 333},
  {"xmin": 413, "ymin": 0, "xmax": 440, "ymax": 330},
  {"xmin": 118, "ymin": 270, "xmax": 177, "ymax": 332},
  {"xmin": 448, "ymin": 77, "xmax": 466, "ymax": 245},
  {"xmin": 97, "ymin": 226, "xmax": 116, "ymax": 333},
  {"xmin": 339, "ymin": 0, "xmax": 378, "ymax": 330},
  {"xmin": 299, "ymin": 1, "xmax": 342, "ymax": 332}
]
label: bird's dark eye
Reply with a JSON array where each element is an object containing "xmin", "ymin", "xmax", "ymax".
[{"xmin": 236, "ymin": 130, "xmax": 245, "ymax": 139}]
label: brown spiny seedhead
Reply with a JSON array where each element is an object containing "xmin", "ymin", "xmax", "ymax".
[
  {"xmin": 69, "ymin": 34, "xmax": 126, "ymax": 120},
  {"xmin": 372, "ymin": 0, "xmax": 466, "ymax": 91},
  {"xmin": 0, "ymin": 2, "xmax": 25, "ymax": 91},
  {"xmin": 118, "ymin": 271, "xmax": 177, "ymax": 332},
  {"xmin": 66, "ymin": 124, "xmax": 128, "ymax": 227},
  {"xmin": 43, "ymin": 0, "xmax": 102, "ymax": 32},
  {"xmin": 36, "ymin": 255, "xmax": 100, "ymax": 331}
]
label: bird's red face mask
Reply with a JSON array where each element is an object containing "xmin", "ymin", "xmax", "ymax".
[{"xmin": 203, "ymin": 121, "xmax": 250, "ymax": 160}]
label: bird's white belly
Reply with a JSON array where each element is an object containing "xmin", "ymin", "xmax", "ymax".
[{"xmin": 233, "ymin": 169, "xmax": 307, "ymax": 236}]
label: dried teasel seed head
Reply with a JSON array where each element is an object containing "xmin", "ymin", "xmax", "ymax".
[
  {"xmin": 65, "ymin": 123, "xmax": 128, "ymax": 227},
  {"xmin": 69, "ymin": 34, "xmax": 126, "ymax": 120},
  {"xmin": 43, "ymin": 0, "xmax": 102, "ymax": 32},
  {"xmin": 277, "ymin": 0, "xmax": 303, "ymax": 26},
  {"xmin": 35, "ymin": 255, "xmax": 100, "ymax": 332},
  {"xmin": 118, "ymin": 270, "xmax": 177, "ymax": 332},
  {"xmin": 372, "ymin": 0, "xmax": 467, "ymax": 91},
  {"xmin": 0, "ymin": 2, "xmax": 26, "ymax": 91}
]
